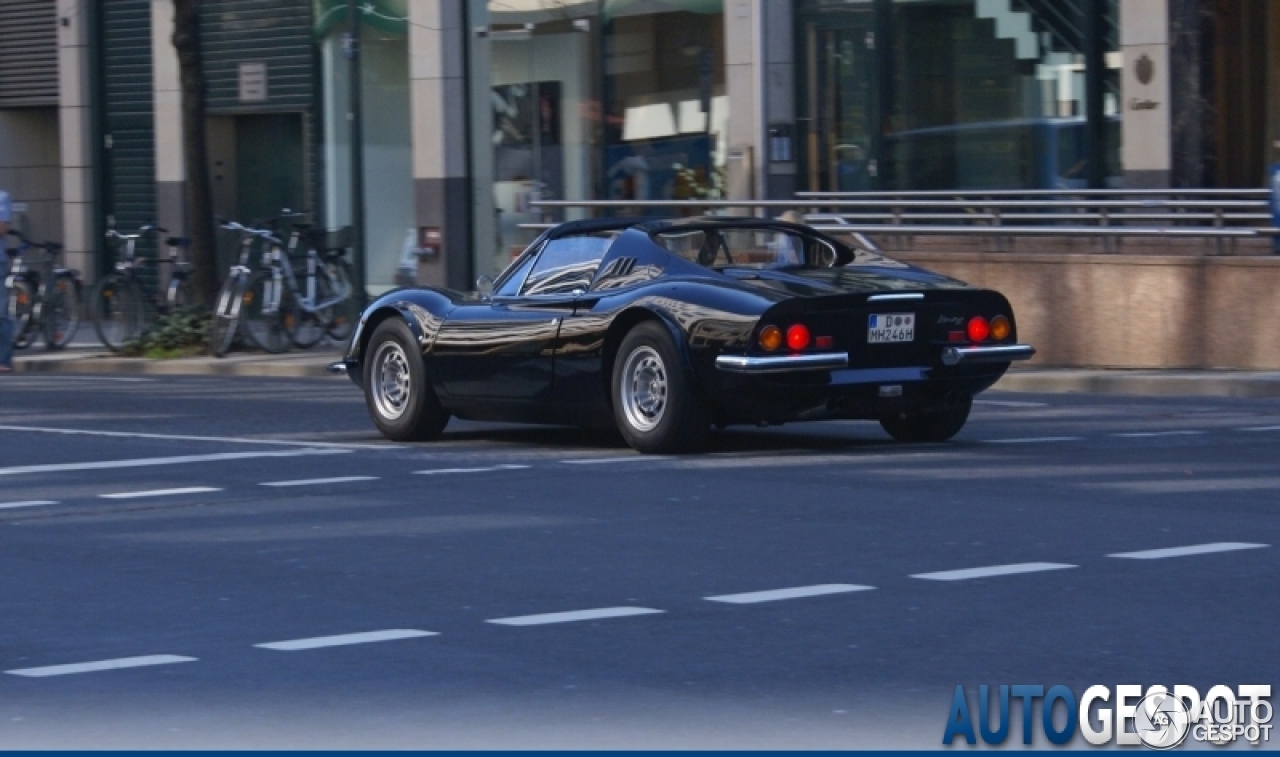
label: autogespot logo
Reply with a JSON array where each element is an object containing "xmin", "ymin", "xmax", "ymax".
[{"xmin": 943, "ymin": 684, "xmax": 1273, "ymax": 748}]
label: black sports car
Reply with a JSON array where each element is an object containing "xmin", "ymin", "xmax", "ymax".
[{"xmin": 339, "ymin": 217, "xmax": 1034, "ymax": 452}]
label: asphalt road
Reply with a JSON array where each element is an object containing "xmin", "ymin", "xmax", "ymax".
[{"xmin": 0, "ymin": 373, "xmax": 1276, "ymax": 748}]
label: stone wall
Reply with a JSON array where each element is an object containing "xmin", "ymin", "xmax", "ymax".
[{"xmin": 894, "ymin": 251, "xmax": 1280, "ymax": 369}]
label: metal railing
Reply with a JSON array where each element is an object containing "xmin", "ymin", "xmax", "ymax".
[{"xmin": 524, "ymin": 193, "xmax": 1277, "ymax": 254}]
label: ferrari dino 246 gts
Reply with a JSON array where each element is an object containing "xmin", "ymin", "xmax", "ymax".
[{"xmin": 339, "ymin": 217, "xmax": 1034, "ymax": 453}]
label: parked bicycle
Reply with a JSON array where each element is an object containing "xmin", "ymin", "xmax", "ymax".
[
  {"xmin": 4, "ymin": 230, "xmax": 81, "ymax": 350},
  {"xmin": 90, "ymin": 226, "xmax": 194, "ymax": 351},
  {"xmin": 209, "ymin": 219, "xmax": 279, "ymax": 358},
  {"xmin": 247, "ymin": 213, "xmax": 357, "ymax": 350}
]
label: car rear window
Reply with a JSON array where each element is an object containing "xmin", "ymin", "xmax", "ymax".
[{"xmin": 654, "ymin": 227, "xmax": 836, "ymax": 269}]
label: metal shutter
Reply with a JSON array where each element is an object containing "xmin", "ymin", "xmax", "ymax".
[
  {"xmin": 102, "ymin": 0, "xmax": 157, "ymax": 265},
  {"xmin": 200, "ymin": 0, "xmax": 314, "ymax": 112},
  {"xmin": 0, "ymin": 0, "xmax": 58, "ymax": 107}
]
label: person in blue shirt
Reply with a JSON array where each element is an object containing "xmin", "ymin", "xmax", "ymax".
[{"xmin": 0, "ymin": 189, "xmax": 13, "ymax": 372}]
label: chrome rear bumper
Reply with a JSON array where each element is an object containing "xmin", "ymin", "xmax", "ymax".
[
  {"xmin": 715, "ymin": 352, "xmax": 849, "ymax": 374},
  {"xmin": 940, "ymin": 344, "xmax": 1036, "ymax": 366}
]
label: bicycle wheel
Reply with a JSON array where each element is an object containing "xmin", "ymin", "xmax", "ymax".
[
  {"xmin": 209, "ymin": 273, "xmax": 245, "ymax": 358},
  {"xmin": 42, "ymin": 275, "xmax": 81, "ymax": 350},
  {"xmin": 8, "ymin": 278, "xmax": 36, "ymax": 350},
  {"xmin": 90, "ymin": 274, "xmax": 144, "ymax": 352},
  {"xmin": 323, "ymin": 259, "xmax": 358, "ymax": 343},
  {"xmin": 240, "ymin": 270, "xmax": 291, "ymax": 354}
]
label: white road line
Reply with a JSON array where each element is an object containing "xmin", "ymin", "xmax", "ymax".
[
  {"xmin": 1240, "ymin": 426, "xmax": 1280, "ymax": 432},
  {"xmin": 255, "ymin": 629, "xmax": 438, "ymax": 651},
  {"xmin": 0, "ymin": 500, "xmax": 58, "ymax": 510},
  {"xmin": 704, "ymin": 584, "xmax": 876, "ymax": 604},
  {"xmin": 5, "ymin": 655, "xmax": 197, "ymax": 678},
  {"xmin": 561, "ymin": 456, "xmax": 671, "ymax": 465},
  {"xmin": 487, "ymin": 607, "xmax": 664, "ymax": 626},
  {"xmin": 0, "ymin": 424, "xmax": 393, "ymax": 450},
  {"xmin": 974, "ymin": 400, "xmax": 1048, "ymax": 408},
  {"xmin": 260, "ymin": 476, "xmax": 380, "ymax": 488},
  {"xmin": 1087, "ymin": 477, "xmax": 1280, "ymax": 494},
  {"xmin": 414, "ymin": 464, "xmax": 531, "ymax": 475},
  {"xmin": 1108, "ymin": 542, "xmax": 1270, "ymax": 560},
  {"xmin": 982, "ymin": 437, "xmax": 1083, "ymax": 444},
  {"xmin": 911, "ymin": 562, "xmax": 1077, "ymax": 582},
  {"xmin": 1112, "ymin": 430, "xmax": 1207, "ymax": 438},
  {"xmin": 7, "ymin": 375, "xmax": 157, "ymax": 383},
  {"xmin": 0, "ymin": 448, "xmax": 350, "ymax": 477},
  {"xmin": 100, "ymin": 487, "xmax": 222, "ymax": 500}
]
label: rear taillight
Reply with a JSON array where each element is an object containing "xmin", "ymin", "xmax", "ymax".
[
  {"xmin": 990, "ymin": 315, "xmax": 1010, "ymax": 341},
  {"xmin": 966, "ymin": 316, "xmax": 989, "ymax": 342},
  {"xmin": 759, "ymin": 325, "xmax": 783, "ymax": 351},
  {"xmin": 786, "ymin": 324, "xmax": 811, "ymax": 351}
]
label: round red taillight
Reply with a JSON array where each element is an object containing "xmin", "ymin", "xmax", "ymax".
[
  {"xmin": 786, "ymin": 324, "xmax": 811, "ymax": 351},
  {"xmin": 966, "ymin": 316, "xmax": 990, "ymax": 342}
]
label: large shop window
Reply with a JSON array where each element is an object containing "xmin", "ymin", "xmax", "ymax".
[
  {"xmin": 796, "ymin": 0, "xmax": 1121, "ymax": 191},
  {"xmin": 468, "ymin": 0, "xmax": 726, "ymax": 280}
]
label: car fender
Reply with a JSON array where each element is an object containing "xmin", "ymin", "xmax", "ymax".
[{"xmin": 344, "ymin": 289, "xmax": 455, "ymax": 389}]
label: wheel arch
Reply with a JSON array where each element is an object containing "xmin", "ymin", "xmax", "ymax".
[{"xmin": 600, "ymin": 306, "xmax": 692, "ymax": 408}]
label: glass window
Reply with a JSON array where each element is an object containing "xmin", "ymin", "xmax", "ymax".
[
  {"xmin": 493, "ymin": 253, "xmax": 536, "ymax": 297},
  {"xmin": 521, "ymin": 234, "xmax": 616, "ymax": 296},
  {"xmin": 655, "ymin": 228, "xmax": 834, "ymax": 269}
]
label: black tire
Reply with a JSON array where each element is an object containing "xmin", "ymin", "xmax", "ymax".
[
  {"xmin": 90, "ymin": 274, "xmax": 145, "ymax": 352},
  {"xmin": 879, "ymin": 394, "xmax": 973, "ymax": 443},
  {"xmin": 362, "ymin": 318, "xmax": 449, "ymax": 441},
  {"xmin": 208, "ymin": 274, "xmax": 244, "ymax": 358},
  {"xmin": 8, "ymin": 278, "xmax": 36, "ymax": 350},
  {"xmin": 611, "ymin": 321, "xmax": 709, "ymax": 454},
  {"xmin": 283, "ymin": 283, "xmax": 326, "ymax": 350},
  {"xmin": 42, "ymin": 275, "xmax": 80, "ymax": 350},
  {"xmin": 240, "ymin": 270, "xmax": 291, "ymax": 354}
]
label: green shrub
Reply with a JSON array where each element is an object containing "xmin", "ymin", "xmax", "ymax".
[{"xmin": 119, "ymin": 305, "xmax": 211, "ymax": 359}]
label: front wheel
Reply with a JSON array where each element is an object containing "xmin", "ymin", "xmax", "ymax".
[
  {"xmin": 612, "ymin": 321, "xmax": 708, "ymax": 454},
  {"xmin": 42, "ymin": 275, "xmax": 80, "ymax": 350},
  {"xmin": 208, "ymin": 273, "xmax": 245, "ymax": 358},
  {"xmin": 363, "ymin": 318, "xmax": 449, "ymax": 441},
  {"xmin": 240, "ymin": 270, "xmax": 291, "ymax": 354},
  {"xmin": 90, "ymin": 274, "xmax": 145, "ymax": 352},
  {"xmin": 8, "ymin": 278, "xmax": 36, "ymax": 350},
  {"xmin": 879, "ymin": 395, "xmax": 973, "ymax": 443}
]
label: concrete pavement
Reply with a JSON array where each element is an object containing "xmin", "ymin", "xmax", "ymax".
[{"xmin": 12, "ymin": 343, "xmax": 1280, "ymax": 398}]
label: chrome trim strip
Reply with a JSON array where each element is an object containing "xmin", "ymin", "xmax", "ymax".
[
  {"xmin": 327, "ymin": 361, "xmax": 349, "ymax": 375},
  {"xmin": 715, "ymin": 352, "xmax": 849, "ymax": 374},
  {"xmin": 941, "ymin": 344, "xmax": 1036, "ymax": 366},
  {"xmin": 867, "ymin": 293, "xmax": 924, "ymax": 302}
]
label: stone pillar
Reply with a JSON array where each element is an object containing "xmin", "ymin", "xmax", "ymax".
[
  {"xmin": 1168, "ymin": 0, "xmax": 1208, "ymax": 187},
  {"xmin": 1120, "ymin": 0, "xmax": 1172, "ymax": 188},
  {"xmin": 409, "ymin": 1, "xmax": 470, "ymax": 290},
  {"xmin": 725, "ymin": 0, "xmax": 795, "ymax": 204},
  {"xmin": 152, "ymin": 0, "xmax": 185, "ymax": 236},
  {"xmin": 57, "ymin": 0, "xmax": 94, "ymax": 279}
]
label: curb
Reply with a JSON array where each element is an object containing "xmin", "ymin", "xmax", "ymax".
[{"xmin": 14, "ymin": 351, "xmax": 342, "ymax": 380}]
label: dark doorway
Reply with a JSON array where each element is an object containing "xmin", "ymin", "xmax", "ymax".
[{"xmin": 235, "ymin": 113, "xmax": 305, "ymax": 222}]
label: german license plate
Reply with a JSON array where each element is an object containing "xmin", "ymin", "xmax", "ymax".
[{"xmin": 868, "ymin": 313, "xmax": 915, "ymax": 344}]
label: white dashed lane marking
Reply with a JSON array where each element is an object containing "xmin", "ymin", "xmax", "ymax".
[
  {"xmin": 1111, "ymin": 430, "xmax": 1207, "ymax": 438},
  {"xmin": 911, "ymin": 562, "xmax": 1077, "ymax": 582},
  {"xmin": 704, "ymin": 584, "xmax": 876, "ymax": 604},
  {"xmin": 973, "ymin": 400, "xmax": 1048, "ymax": 408},
  {"xmin": 0, "ymin": 448, "xmax": 350, "ymax": 477},
  {"xmin": 0, "ymin": 424, "xmax": 389, "ymax": 450},
  {"xmin": 1240, "ymin": 426, "xmax": 1280, "ymax": 432},
  {"xmin": 1087, "ymin": 477, "xmax": 1280, "ymax": 494},
  {"xmin": 982, "ymin": 437, "xmax": 1083, "ymax": 444},
  {"xmin": 414, "ymin": 465, "xmax": 530, "ymax": 476},
  {"xmin": 100, "ymin": 487, "xmax": 222, "ymax": 500},
  {"xmin": 487, "ymin": 607, "xmax": 665, "ymax": 626},
  {"xmin": 260, "ymin": 476, "xmax": 380, "ymax": 488},
  {"xmin": 5, "ymin": 655, "xmax": 197, "ymax": 678},
  {"xmin": 1108, "ymin": 542, "xmax": 1270, "ymax": 560},
  {"xmin": 255, "ymin": 630, "xmax": 438, "ymax": 651},
  {"xmin": 0, "ymin": 500, "xmax": 58, "ymax": 510},
  {"xmin": 561, "ymin": 456, "xmax": 671, "ymax": 465}
]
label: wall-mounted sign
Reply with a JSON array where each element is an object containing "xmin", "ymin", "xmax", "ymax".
[
  {"xmin": 1136, "ymin": 54, "xmax": 1154, "ymax": 85},
  {"xmin": 238, "ymin": 62, "xmax": 268, "ymax": 103}
]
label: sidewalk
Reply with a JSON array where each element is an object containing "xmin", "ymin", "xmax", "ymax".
[{"xmin": 11, "ymin": 346, "xmax": 1280, "ymax": 398}]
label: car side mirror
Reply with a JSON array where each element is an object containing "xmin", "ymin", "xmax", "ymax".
[{"xmin": 476, "ymin": 275, "xmax": 494, "ymax": 299}]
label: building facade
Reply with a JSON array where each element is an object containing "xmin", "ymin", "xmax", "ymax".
[{"xmin": 0, "ymin": 0, "xmax": 1275, "ymax": 297}]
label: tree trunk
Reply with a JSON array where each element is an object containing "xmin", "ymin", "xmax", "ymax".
[{"xmin": 171, "ymin": 0, "xmax": 218, "ymax": 305}]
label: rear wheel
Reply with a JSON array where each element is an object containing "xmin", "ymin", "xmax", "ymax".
[
  {"xmin": 8, "ymin": 278, "xmax": 36, "ymax": 350},
  {"xmin": 90, "ymin": 274, "xmax": 145, "ymax": 352},
  {"xmin": 363, "ymin": 318, "xmax": 449, "ymax": 441},
  {"xmin": 42, "ymin": 275, "xmax": 80, "ymax": 350},
  {"xmin": 240, "ymin": 270, "xmax": 291, "ymax": 354},
  {"xmin": 323, "ymin": 259, "xmax": 358, "ymax": 342},
  {"xmin": 208, "ymin": 273, "xmax": 245, "ymax": 358},
  {"xmin": 879, "ymin": 395, "xmax": 973, "ymax": 443},
  {"xmin": 612, "ymin": 321, "xmax": 708, "ymax": 454}
]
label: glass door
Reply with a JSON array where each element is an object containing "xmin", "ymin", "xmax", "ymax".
[{"xmin": 799, "ymin": 7, "xmax": 879, "ymax": 193}]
